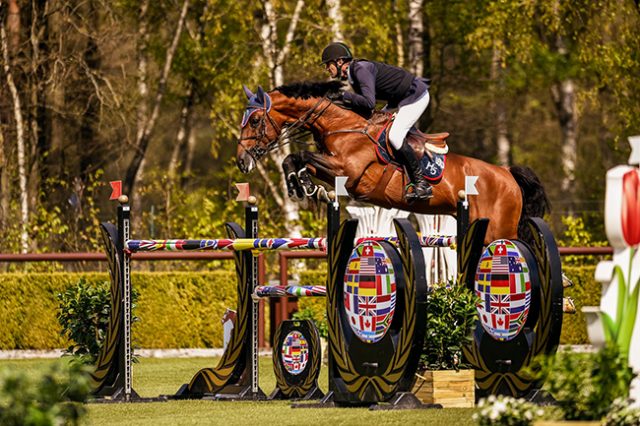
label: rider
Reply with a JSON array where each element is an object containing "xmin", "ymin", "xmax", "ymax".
[{"xmin": 321, "ymin": 42, "xmax": 432, "ymax": 201}]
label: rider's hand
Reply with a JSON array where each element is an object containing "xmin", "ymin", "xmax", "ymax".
[{"xmin": 327, "ymin": 91, "xmax": 344, "ymax": 102}]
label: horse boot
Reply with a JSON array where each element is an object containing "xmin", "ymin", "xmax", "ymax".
[{"xmin": 396, "ymin": 141, "xmax": 433, "ymax": 203}]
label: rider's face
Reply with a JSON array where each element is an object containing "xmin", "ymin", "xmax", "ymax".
[{"xmin": 325, "ymin": 61, "xmax": 339, "ymax": 79}]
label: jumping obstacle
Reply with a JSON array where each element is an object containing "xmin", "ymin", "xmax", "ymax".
[{"xmin": 95, "ymin": 188, "xmax": 563, "ymax": 404}]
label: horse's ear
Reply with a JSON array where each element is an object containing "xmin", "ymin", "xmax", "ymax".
[
  {"xmin": 256, "ymin": 85, "xmax": 265, "ymax": 99},
  {"xmin": 243, "ymin": 85, "xmax": 254, "ymax": 99}
]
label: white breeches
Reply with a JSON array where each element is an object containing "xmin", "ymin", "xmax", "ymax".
[{"xmin": 388, "ymin": 91, "xmax": 430, "ymax": 150}]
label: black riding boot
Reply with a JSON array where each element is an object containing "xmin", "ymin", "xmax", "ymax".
[{"xmin": 396, "ymin": 141, "xmax": 433, "ymax": 202}]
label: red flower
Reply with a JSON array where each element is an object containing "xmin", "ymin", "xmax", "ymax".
[{"xmin": 622, "ymin": 169, "xmax": 640, "ymax": 247}]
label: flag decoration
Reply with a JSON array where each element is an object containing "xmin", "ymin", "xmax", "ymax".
[
  {"xmin": 254, "ymin": 285, "xmax": 326, "ymax": 298},
  {"xmin": 475, "ymin": 239, "xmax": 531, "ymax": 341},
  {"xmin": 281, "ymin": 331, "xmax": 309, "ymax": 375},
  {"xmin": 126, "ymin": 237, "xmax": 327, "ymax": 252},
  {"xmin": 343, "ymin": 241, "xmax": 396, "ymax": 344}
]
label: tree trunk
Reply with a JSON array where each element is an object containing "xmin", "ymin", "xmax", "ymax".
[
  {"xmin": 78, "ymin": 0, "xmax": 101, "ymax": 183},
  {"xmin": 0, "ymin": 127, "xmax": 8, "ymax": 230},
  {"xmin": 407, "ymin": 0, "xmax": 424, "ymax": 77},
  {"xmin": 125, "ymin": 0, "xmax": 190, "ymax": 196},
  {"xmin": 259, "ymin": 0, "xmax": 305, "ymax": 235},
  {"xmin": 549, "ymin": 36, "xmax": 578, "ymax": 203},
  {"xmin": 170, "ymin": 0, "xmax": 209, "ymax": 186},
  {"xmin": 491, "ymin": 45, "xmax": 511, "ymax": 166},
  {"xmin": 550, "ymin": 78, "xmax": 577, "ymax": 195},
  {"xmin": 1, "ymin": 13, "xmax": 29, "ymax": 252},
  {"xmin": 326, "ymin": 0, "xmax": 343, "ymax": 41},
  {"xmin": 169, "ymin": 85, "xmax": 194, "ymax": 181},
  {"xmin": 6, "ymin": 0, "xmax": 18, "ymax": 52},
  {"xmin": 391, "ymin": 0, "xmax": 404, "ymax": 67}
]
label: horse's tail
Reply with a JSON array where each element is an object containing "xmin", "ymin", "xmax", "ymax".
[{"xmin": 509, "ymin": 165, "xmax": 550, "ymax": 241}]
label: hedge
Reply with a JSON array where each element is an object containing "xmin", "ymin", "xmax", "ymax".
[
  {"xmin": 0, "ymin": 272, "xmax": 237, "ymax": 350},
  {"xmin": 0, "ymin": 265, "xmax": 601, "ymax": 350}
]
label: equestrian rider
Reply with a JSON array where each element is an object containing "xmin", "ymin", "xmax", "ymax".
[{"xmin": 321, "ymin": 42, "xmax": 433, "ymax": 201}]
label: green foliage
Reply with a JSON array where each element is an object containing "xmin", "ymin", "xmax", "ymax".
[
  {"xmin": 560, "ymin": 265, "xmax": 600, "ymax": 344},
  {"xmin": 0, "ymin": 272, "xmax": 238, "ymax": 350},
  {"xmin": 604, "ymin": 398, "xmax": 640, "ymax": 426},
  {"xmin": 132, "ymin": 271, "xmax": 238, "ymax": 348},
  {"xmin": 56, "ymin": 279, "xmax": 138, "ymax": 364},
  {"xmin": 473, "ymin": 394, "xmax": 545, "ymax": 426},
  {"xmin": 421, "ymin": 282, "xmax": 479, "ymax": 370},
  {"xmin": 292, "ymin": 306, "xmax": 328, "ymax": 339},
  {"xmin": 558, "ymin": 215, "xmax": 608, "ymax": 267},
  {"xmin": 536, "ymin": 346, "xmax": 635, "ymax": 421},
  {"xmin": 601, "ymin": 248, "xmax": 640, "ymax": 359},
  {"xmin": 295, "ymin": 270, "xmax": 328, "ymax": 338},
  {"xmin": 0, "ymin": 360, "xmax": 91, "ymax": 426}
]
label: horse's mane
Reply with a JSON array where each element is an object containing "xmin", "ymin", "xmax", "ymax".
[{"xmin": 274, "ymin": 80, "xmax": 343, "ymax": 99}]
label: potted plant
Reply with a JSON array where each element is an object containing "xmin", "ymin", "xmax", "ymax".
[{"xmin": 412, "ymin": 281, "xmax": 479, "ymax": 407}]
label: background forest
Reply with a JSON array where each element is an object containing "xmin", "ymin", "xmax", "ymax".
[{"xmin": 0, "ymin": 0, "xmax": 639, "ymax": 254}]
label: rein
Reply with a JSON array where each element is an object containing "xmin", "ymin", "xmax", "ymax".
[{"xmin": 239, "ymin": 96, "xmax": 332, "ymax": 162}]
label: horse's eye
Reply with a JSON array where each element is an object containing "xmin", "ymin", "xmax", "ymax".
[{"xmin": 250, "ymin": 116, "xmax": 260, "ymax": 128}]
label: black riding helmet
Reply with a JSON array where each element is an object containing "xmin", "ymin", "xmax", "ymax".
[{"xmin": 321, "ymin": 42, "xmax": 353, "ymax": 64}]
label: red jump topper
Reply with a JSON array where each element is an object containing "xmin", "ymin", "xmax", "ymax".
[
  {"xmin": 235, "ymin": 183, "xmax": 251, "ymax": 201},
  {"xmin": 109, "ymin": 180, "xmax": 122, "ymax": 200}
]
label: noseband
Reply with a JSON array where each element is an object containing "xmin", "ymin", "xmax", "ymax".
[{"xmin": 239, "ymin": 96, "xmax": 332, "ymax": 163}]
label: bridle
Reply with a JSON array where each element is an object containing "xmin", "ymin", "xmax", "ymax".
[{"xmin": 238, "ymin": 96, "xmax": 333, "ymax": 163}]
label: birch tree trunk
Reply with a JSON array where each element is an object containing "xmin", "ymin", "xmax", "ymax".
[
  {"xmin": 407, "ymin": 0, "xmax": 424, "ymax": 76},
  {"xmin": 259, "ymin": 0, "xmax": 305, "ymax": 236},
  {"xmin": 551, "ymin": 79, "xmax": 577, "ymax": 195},
  {"xmin": 491, "ymin": 46, "xmax": 511, "ymax": 166},
  {"xmin": 125, "ymin": 0, "xmax": 190, "ymax": 196},
  {"xmin": 392, "ymin": 0, "xmax": 404, "ymax": 67},
  {"xmin": 326, "ymin": 0, "xmax": 343, "ymax": 41},
  {"xmin": 550, "ymin": 36, "xmax": 578, "ymax": 201},
  {"xmin": 0, "ymin": 128, "xmax": 8, "ymax": 230},
  {"xmin": 169, "ymin": 0, "xmax": 209, "ymax": 185},
  {"xmin": 1, "ymin": 11, "xmax": 29, "ymax": 252}
]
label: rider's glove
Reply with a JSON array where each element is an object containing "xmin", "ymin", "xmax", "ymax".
[{"xmin": 327, "ymin": 91, "xmax": 344, "ymax": 102}]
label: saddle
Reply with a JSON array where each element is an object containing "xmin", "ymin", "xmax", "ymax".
[
  {"xmin": 370, "ymin": 112, "xmax": 449, "ymax": 156},
  {"xmin": 372, "ymin": 114, "xmax": 448, "ymax": 184}
]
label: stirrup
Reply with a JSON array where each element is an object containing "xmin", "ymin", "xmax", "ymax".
[{"xmin": 404, "ymin": 183, "xmax": 432, "ymax": 203}]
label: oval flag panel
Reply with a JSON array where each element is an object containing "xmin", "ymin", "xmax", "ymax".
[
  {"xmin": 281, "ymin": 331, "xmax": 309, "ymax": 375},
  {"xmin": 475, "ymin": 239, "xmax": 531, "ymax": 341},
  {"xmin": 344, "ymin": 240, "xmax": 397, "ymax": 344}
]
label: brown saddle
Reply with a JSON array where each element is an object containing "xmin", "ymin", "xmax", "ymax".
[
  {"xmin": 370, "ymin": 112, "xmax": 449, "ymax": 158},
  {"xmin": 407, "ymin": 129, "xmax": 449, "ymax": 156}
]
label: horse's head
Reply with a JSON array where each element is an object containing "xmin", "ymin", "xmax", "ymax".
[{"xmin": 237, "ymin": 85, "xmax": 283, "ymax": 173}]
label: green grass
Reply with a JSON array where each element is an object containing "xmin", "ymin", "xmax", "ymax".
[{"xmin": 0, "ymin": 357, "xmax": 476, "ymax": 426}]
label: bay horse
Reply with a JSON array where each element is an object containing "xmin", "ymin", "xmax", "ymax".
[{"xmin": 237, "ymin": 81, "xmax": 549, "ymax": 243}]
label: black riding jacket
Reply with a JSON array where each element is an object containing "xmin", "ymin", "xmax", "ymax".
[{"xmin": 342, "ymin": 59, "xmax": 429, "ymax": 110}]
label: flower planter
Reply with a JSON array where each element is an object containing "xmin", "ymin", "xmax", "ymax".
[
  {"xmin": 581, "ymin": 306, "xmax": 605, "ymax": 348},
  {"xmin": 534, "ymin": 421, "xmax": 601, "ymax": 425},
  {"xmin": 412, "ymin": 369, "xmax": 475, "ymax": 408}
]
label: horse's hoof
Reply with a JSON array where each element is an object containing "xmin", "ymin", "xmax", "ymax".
[
  {"xmin": 303, "ymin": 185, "xmax": 318, "ymax": 197},
  {"xmin": 563, "ymin": 297, "xmax": 576, "ymax": 314}
]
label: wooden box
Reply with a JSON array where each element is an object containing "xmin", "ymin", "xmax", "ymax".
[{"xmin": 412, "ymin": 369, "xmax": 475, "ymax": 408}]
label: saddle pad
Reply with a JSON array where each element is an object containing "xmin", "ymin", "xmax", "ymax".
[{"xmin": 375, "ymin": 126, "xmax": 446, "ymax": 184}]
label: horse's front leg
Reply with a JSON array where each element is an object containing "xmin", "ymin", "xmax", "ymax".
[{"xmin": 282, "ymin": 153, "xmax": 305, "ymax": 200}]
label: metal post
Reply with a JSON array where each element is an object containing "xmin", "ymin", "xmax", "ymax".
[
  {"xmin": 456, "ymin": 191, "xmax": 469, "ymax": 243},
  {"xmin": 245, "ymin": 197, "xmax": 260, "ymax": 398},
  {"xmin": 117, "ymin": 199, "xmax": 132, "ymax": 401}
]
